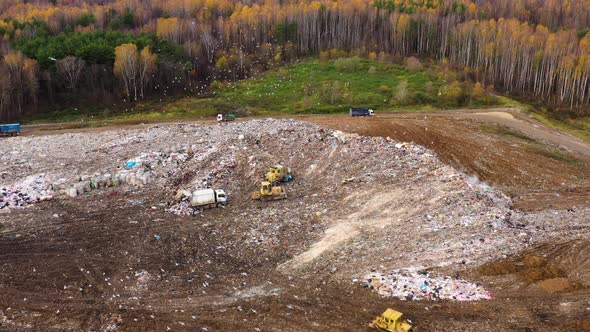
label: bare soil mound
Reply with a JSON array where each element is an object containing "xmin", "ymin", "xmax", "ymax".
[{"xmin": 479, "ymin": 239, "xmax": 590, "ymax": 289}]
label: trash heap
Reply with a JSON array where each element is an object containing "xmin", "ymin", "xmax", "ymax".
[
  {"xmin": 126, "ymin": 148, "xmax": 190, "ymax": 169},
  {"xmin": 200, "ymin": 160, "xmax": 237, "ymax": 188},
  {"xmin": 2, "ymin": 119, "xmax": 587, "ymax": 275},
  {"xmin": 64, "ymin": 166, "xmax": 154, "ymax": 198},
  {"xmin": 166, "ymin": 200, "xmax": 196, "ymax": 216},
  {"xmin": 1, "ymin": 190, "xmax": 33, "ymax": 209},
  {"xmin": 167, "ymin": 159, "xmax": 237, "ymax": 216},
  {"xmin": 64, "ymin": 148, "xmax": 190, "ymax": 198},
  {"xmin": 363, "ymin": 270, "xmax": 493, "ymax": 302},
  {"xmin": 0, "ymin": 175, "xmax": 54, "ymax": 209}
]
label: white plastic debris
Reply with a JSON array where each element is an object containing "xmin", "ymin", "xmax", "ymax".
[{"xmin": 363, "ymin": 270, "xmax": 493, "ymax": 302}]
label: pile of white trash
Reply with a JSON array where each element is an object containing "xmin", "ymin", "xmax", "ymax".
[
  {"xmin": 363, "ymin": 270, "xmax": 493, "ymax": 302},
  {"xmin": 0, "ymin": 175, "xmax": 55, "ymax": 209}
]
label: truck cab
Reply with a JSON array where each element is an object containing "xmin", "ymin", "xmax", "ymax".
[{"xmin": 214, "ymin": 189, "xmax": 227, "ymax": 204}]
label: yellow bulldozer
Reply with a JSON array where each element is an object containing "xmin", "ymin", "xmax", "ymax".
[
  {"xmin": 369, "ymin": 309, "xmax": 412, "ymax": 332},
  {"xmin": 251, "ymin": 181, "xmax": 287, "ymax": 201},
  {"xmin": 266, "ymin": 165, "xmax": 293, "ymax": 184}
]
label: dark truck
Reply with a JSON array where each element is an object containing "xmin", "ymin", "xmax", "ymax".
[
  {"xmin": 350, "ymin": 107, "xmax": 375, "ymax": 117},
  {"xmin": 0, "ymin": 123, "xmax": 20, "ymax": 137}
]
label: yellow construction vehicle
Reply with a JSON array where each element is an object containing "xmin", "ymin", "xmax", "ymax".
[
  {"xmin": 251, "ymin": 181, "xmax": 287, "ymax": 200},
  {"xmin": 369, "ymin": 309, "xmax": 412, "ymax": 332},
  {"xmin": 266, "ymin": 165, "xmax": 293, "ymax": 184}
]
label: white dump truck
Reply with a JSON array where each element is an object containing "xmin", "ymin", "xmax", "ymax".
[
  {"xmin": 176, "ymin": 188, "xmax": 227, "ymax": 208},
  {"xmin": 216, "ymin": 113, "xmax": 236, "ymax": 122}
]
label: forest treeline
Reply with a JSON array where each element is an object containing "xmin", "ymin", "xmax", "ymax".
[{"xmin": 1, "ymin": 0, "xmax": 590, "ymax": 121}]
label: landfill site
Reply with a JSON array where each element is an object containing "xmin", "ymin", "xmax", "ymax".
[{"xmin": 1, "ymin": 111, "xmax": 590, "ymax": 331}]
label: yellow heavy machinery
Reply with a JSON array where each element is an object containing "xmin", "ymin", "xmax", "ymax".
[
  {"xmin": 369, "ymin": 309, "xmax": 412, "ymax": 332},
  {"xmin": 266, "ymin": 165, "xmax": 293, "ymax": 184},
  {"xmin": 251, "ymin": 181, "xmax": 287, "ymax": 200}
]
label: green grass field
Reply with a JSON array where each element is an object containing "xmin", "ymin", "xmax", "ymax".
[
  {"xmin": 211, "ymin": 58, "xmax": 445, "ymax": 114},
  {"xmin": 24, "ymin": 57, "xmax": 504, "ymax": 124}
]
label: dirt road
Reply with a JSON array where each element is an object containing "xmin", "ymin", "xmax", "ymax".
[{"xmin": 465, "ymin": 109, "xmax": 590, "ymax": 158}]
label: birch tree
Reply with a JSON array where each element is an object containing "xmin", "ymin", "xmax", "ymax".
[
  {"xmin": 114, "ymin": 43, "xmax": 139, "ymax": 101},
  {"xmin": 56, "ymin": 56, "xmax": 85, "ymax": 91}
]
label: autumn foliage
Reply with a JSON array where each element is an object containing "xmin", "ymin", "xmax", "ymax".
[{"xmin": 1, "ymin": 0, "xmax": 590, "ymax": 121}]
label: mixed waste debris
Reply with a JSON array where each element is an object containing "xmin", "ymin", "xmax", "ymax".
[
  {"xmin": 167, "ymin": 201, "xmax": 197, "ymax": 216},
  {"xmin": 1, "ymin": 119, "xmax": 588, "ymax": 278},
  {"xmin": 64, "ymin": 149, "xmax": 191, "ymax": 198},
  {"xmin": 0, "ymin": 175, "xmax": 55, "ymax": 209},
  {"xmin": 363, "ymin": 270, "xmax": 493, "ymax": 302},
  {"xmin": 2, "ymin": 118, "xmax": 590, "ymax": 332},
  {"xmin": 1, "ymin": 190, "xmax": 34, "ymax": 209},
  {"xmin": 1, "ymin": 146, "xmax": 193, "ymax": 204}
]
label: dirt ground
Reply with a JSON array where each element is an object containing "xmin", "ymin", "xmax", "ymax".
[{"xmin": 1, "ymin": 111, "xmax": 590, "ymax": 332}]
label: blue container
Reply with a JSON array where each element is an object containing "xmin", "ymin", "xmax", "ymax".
[{"xmin": 0, "ymin": 123, "xmax": 21, "ymax": 136}]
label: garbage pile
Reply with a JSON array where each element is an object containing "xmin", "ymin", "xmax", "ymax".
[
  {"xmin": 1, "ymin": 190, "xmax": 33, "ymax": 209},
  {"xmin": 2, "ymin": 118, "xmax": 588, "ymax": 278},
  {"xmin": 363, "ymin": 270, "xmax": 493, "ymax": 302},
  {"xmin": 64, "ymin": 164, "xmax": 152, "ymax": 198},
  {"xmin": 0, "ymin": 175, "xmax": 54, "ymax": 209},
  {"xmin": 126, "ymin": 149, "xmax": 190, "ymax": 169},
  {"xmin": 64, "ymin": 170, "xmax": 153, "ymax": 198},
  {"xmin": 166, "ymin": 200, "xmax": 196, "ymax": 216},
  {"xmin": 200, "ymin": 160, "xmax": 237, "ymax": 188},
  {"xmin": 64, "ymin": 148, "xmax": 191, "ymax": 198}
]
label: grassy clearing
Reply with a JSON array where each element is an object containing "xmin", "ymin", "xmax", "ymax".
[
  {"xmin": 210, "ymin": 58, "xmax": 502, "ymax": 114},
  {"xmin": 24, "ymin": 98, "xmax": 219, "ymax": 124},
  {"xmin": 493, "ymin": 95, "xmax": 534, "ymax": 111},
  {"xmin": 24, "ymin": 57, "xmax": 508, "ymax": 124}
]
